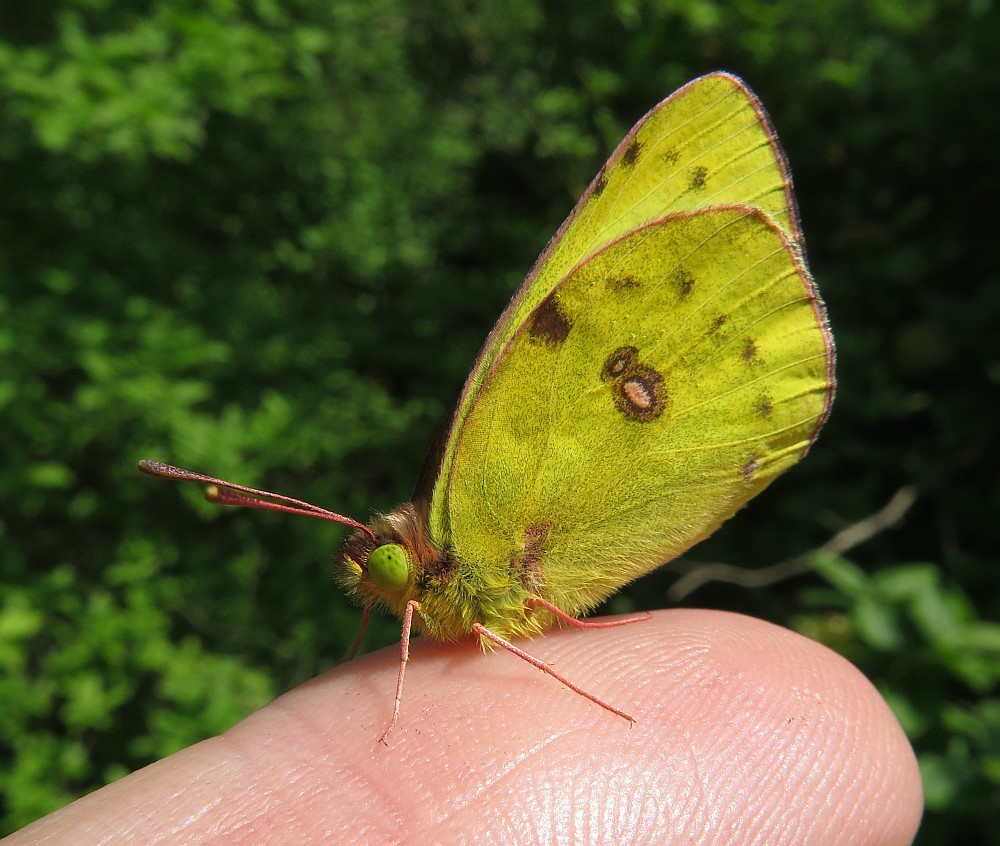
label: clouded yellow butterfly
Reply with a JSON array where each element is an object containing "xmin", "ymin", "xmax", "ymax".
[{"xmin": 141, "ymin": 71, "xmax": 835, "ymax": 743}]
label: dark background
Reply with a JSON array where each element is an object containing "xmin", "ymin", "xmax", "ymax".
[{"xmin": 1, "ymin": 1, "xmax": 997, "ymax": 841}]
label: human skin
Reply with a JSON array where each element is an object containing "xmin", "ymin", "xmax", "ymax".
[{"xmin": 4, "ymin": 609, "xmax": 922, "ymax": 845}]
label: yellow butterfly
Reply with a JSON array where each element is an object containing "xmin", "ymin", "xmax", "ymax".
[{"xmin": 141, "ymin": 71, "xmax": 835, "ymax": 743}]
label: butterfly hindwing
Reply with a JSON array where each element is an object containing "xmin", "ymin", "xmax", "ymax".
[{"xmin": 441, "ymin": 207, "xmax": 832, "ymax": 620}]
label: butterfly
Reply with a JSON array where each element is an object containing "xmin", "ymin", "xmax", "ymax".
[{"xmin": 141, "ymin": 71, "xmax": 835, "ymax": 744}]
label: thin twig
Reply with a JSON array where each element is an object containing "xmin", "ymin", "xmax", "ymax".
[{"xmin": 666, "ymin": 486, "xmax": 918, "ymax": 601}]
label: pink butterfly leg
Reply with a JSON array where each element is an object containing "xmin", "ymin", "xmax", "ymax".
[
  {"xmin": 472, "ymin": 622, "xmax": 636, "ymax": 724},
  {"xmin": 526, "ymin": 596, "xmax": 651, "ymax": 628},
  {"xmin": 379, "ymin": 599, "xmax": 421, "ymax": 745}
]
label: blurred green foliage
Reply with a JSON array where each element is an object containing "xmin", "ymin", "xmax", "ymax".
[{"xmin": 1, "ymin": 0, "xmax": 997, "ymax": 840}]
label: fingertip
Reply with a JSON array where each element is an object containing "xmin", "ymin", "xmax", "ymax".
[
  {"xmin": 8, "ymin": 610, "xmax": 922, "ymax": 846},
  {"xmin": 563, "ymin": 609, "xmax": 924, "ymax": 845}
]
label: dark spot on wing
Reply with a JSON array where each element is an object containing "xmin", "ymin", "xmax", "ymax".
[
  {"xmin": 529, "ymin": 293, "xmax": 571, "ymax": 345},
  {"xmin": 601, "ymin": 346, "xmax": 639, "ymax": 382},
  {"xmin": 619, "ymin": 372, "xmax": 665, "ymax": 421},
  {"xmin": 622, "ymin": 138, "xmax": 642, "ymax": 167},
  {"xmin": 690, "ymin": 165, "xmax": 708, "ymax": 190},
  {"xmin": 673, "ymin": 268, "xmax": 695, "ymax": 298},
  {"xmin": 607, "ymin": 274, "xmax": 641, "ymax": 291},
  {"xmin": 592, "ymin": 171, "xmax": 608, "ymax": 198},
  {"xmin": 510, "ymin": 523, "xmax": 550, "ymax": 593},
  {"xmin": 602, "ymin": 346, "xmax": 667, "ymax": 422}
]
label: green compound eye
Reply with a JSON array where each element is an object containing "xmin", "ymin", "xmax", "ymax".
[{"xmin": 367, "ymin": 543, "xmax": 410, "ymax": 592}]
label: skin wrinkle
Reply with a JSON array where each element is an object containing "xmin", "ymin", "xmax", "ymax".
[
  {"xmin": 586, "ymin": 750, "xmax": 625, "ymax": 839},
  {"xmin": 575, "ymin": 761, "xmax": 605, "ymax": 844},
  {"xmin": 87, "ymin": 782, "xmax": 192, "ymax": 846},
  {"xmin": 662, "ymin": 736, "xmax": 713, "ymax": 842},
  {"xmin": 599, "ymin": 760, "xmax": 648, "ymax": 839},
  {"xmin": 507, "ymin": 749, "xmax": 631, "ymax": 844},
  {"xmin": 229, "ymin": 698, "xmax": 411, "ymax": 843},
  {"xmin": 206, "ymin": 742, "xmax": 306, "ymax": 843},
  {"xmin": 702, "ymin": 721, "xmax": 780, "ymax": 844},
  {"xmin": 429, "ymin": 730, "xmax": 571, "ymax": 828},
  {"xmin": 485, "ymin": 777, "xmax": 552, "ymax": 846},
  {"xmin": 140, "ymin": 753, "xmax": 232, "ymax": 845},
  {"xmin": 523, "ymin": 765, "xmax": 565, "ymax": 845}
]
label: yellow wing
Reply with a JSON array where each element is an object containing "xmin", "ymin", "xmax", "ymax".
[
  {"xmin": 443, "ymin": 207, "xmax": 833, "ymax": 619},
  {"xmin": 427, "ymin": 72, "xmax": 810, "ymax": 541}
]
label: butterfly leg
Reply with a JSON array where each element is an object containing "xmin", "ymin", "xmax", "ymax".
[
  {"xmin": 471, "ymin": 622, "xmax": 634, "ymax": 725},
  {"xmin": 526, "ymin": 596, "xmax": 651, "ymax": 628},
  {"xmin": 378, "ymin": 599, "xmax": 420, "ymax": 746},
  {"xmin": 344, "ymin": 604, "xmax": 371, "ymax": 662}
]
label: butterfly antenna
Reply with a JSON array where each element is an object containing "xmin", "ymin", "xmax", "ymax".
[{"xmin": 138, "ymin": 460, "xmax": 376, "ymax": 539}]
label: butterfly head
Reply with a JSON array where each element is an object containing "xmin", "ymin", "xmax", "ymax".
[{"xmin": 337, "ymin": 504, "xmax": 433, "ymax": 616}]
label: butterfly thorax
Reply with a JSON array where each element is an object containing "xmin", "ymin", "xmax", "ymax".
[{"xmin": 337, "ymin": 503, "xmax": 550, "ymax": 644}]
